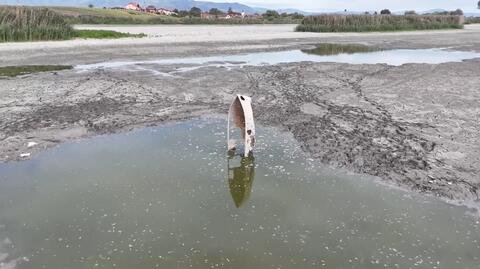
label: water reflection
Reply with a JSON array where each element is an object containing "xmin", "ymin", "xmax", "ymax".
[
  {"xmin": 301, "ymin": 43, "xmax": 380, "ymax": 56},
  {"xmin": 227, "ymin": 155, "xmax": 255, "ymax": 208}
]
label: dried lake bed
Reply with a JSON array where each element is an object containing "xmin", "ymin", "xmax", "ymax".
[{"xmin": 0, "ymin": 25, "xmax": 480, "ymax": 267}]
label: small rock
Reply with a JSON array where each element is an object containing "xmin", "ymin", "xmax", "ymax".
[{"xmin": 27, "ymin": 142, "xmax": 38, "ymax": 148}]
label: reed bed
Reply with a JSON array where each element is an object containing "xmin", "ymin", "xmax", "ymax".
[
  {"xmin": 465, "ymin": 17, "xmax": 480, "ymax": 24},
  {"xmin": 0, "ymin": 6, "xmax": 75, "ymax": 42},
  {"xmin": 296, "ymin": 15, "xmax": 463, "ymax": 32}
]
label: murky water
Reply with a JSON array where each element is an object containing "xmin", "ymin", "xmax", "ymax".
[
  {"xmin": 0, "ymin": 118, "xmax": 479, "ymax": 269},
  {"xmin": 76, "ymin": 48, "xmax": 480, "ymax": 75}
]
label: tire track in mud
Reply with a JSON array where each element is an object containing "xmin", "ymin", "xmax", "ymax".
[
  {"xmin": 0, "ymin": 61, "xmax": 478, "ymax": 204},
  {"xmin": 244, "ymin": 65, "xmax": 479, "ymax": 202}
]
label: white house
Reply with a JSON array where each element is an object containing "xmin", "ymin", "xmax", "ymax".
[
  {"xmin": 157, "ymin": 8, "xmax": 177, "ymax": 16},
  {"xmin": 125, "ymin": 2, "xmax": 141, "ymax": 11}
]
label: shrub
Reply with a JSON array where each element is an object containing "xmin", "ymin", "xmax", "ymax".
[
  {"xmin": 263, "ymin": 10, "xmax": 280, "ymax": 18},
  {"xmin": 209, "ymin": 8, "xmax": 223, "ymax": 16},
  {"xmin": 189, "ymin": 7, "xmax": 201, "ymax": 17},
  {"xmin": 452, "ymin": 9, "xmax": 463, "ymax": 15},
  {"xmin": 380, "ymin": 9, "xmax": 391, "ymax": 15}
]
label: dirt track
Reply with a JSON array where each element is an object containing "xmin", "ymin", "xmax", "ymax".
[{"xmin": 0, "ymin": 25, "xmax": 479, "ymax": 207}]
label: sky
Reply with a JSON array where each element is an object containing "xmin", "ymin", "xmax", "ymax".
[{"xmin": 209, "ymin": 0, "xmax": 480, "ymax": 12}]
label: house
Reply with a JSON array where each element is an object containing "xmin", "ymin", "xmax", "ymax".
[
  {"xmin": 157, "ymin": 8, "xmax": 177, "ymax": 16},
  {"xmin": 201, "ymin": 12, "xmax": 215, "ymax": 19},
  {"xmin": 125, "ymin": 2, "xmax": 141, "ymax": 11},
  {"xmin": 224, "ymin": 11, "xmax": 245, "ymax": 19},
  {"xmin": 145, "ymin": 5, "xmax": 157, "ymax": 13}
]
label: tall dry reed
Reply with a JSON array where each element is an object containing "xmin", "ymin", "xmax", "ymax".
[
  {"xmin": 0, "ymin": 6, "xmax": 74, "ymax": 42},
  {"xmin": 296, "ymin": 14, "xmax": 463, "ymax": 32}
]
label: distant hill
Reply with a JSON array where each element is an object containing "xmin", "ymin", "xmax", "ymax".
[
  {"xmin": 421, "ymin": 9, "xmax": 448, "ymax": 14},
  {"xmin": 464, "ymin": 12, "xmax": 480, "ymax": 17},
  {"xmin": 0, "ymin": 0, "xmax": 310, "ymax": 14}
]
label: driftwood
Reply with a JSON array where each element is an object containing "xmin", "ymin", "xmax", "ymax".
[{"xmin": 227, "ymin": 95, "xmax": 255, "ymax": 157}]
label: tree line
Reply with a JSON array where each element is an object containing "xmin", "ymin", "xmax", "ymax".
[{"xmin": 170, "ymin": 7, "xmax": 304, "ymax": 19}]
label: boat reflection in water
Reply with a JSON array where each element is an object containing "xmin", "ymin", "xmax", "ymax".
[{"xmin": 227, "ymin": 154, "xmax": 255, "ymax": 208}]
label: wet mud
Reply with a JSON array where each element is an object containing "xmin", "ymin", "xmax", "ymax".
[{"xmin": 1, "ymin": 30, "xmax": 479, "ymax": 208}]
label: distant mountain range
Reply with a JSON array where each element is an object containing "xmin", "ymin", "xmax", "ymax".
[{"xmin": 1, "ymin": 0, "xmax": 311, "ymax": 14}]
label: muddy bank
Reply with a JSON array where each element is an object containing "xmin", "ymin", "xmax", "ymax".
[
  {"xmin": 0, "ymin": 26, "xmax": 480, "ymax": 207},
  {"xmin": 1, "ymin": 56, "xmax": 479, "ymax": 208}
]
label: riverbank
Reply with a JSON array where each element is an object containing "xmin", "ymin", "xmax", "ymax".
[{"xmin": 0, "ymin": 24, "xmax": 479, "ymax": 208}]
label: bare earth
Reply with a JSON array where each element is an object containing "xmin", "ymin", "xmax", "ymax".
[{"xmin": 1, "ymin": 25, "xmax": 479, "ymax": 208}]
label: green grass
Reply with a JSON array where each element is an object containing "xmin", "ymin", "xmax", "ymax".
[
  {"xmin": 50, "ymin": 6, "xmax": 182, "ymax": 24},
  {"xmin": 0, "ymin": 65, "xmax": 72, "ymax": 77},
  {"xmin": 296, "ymin": 14, "xmax": 464, "ymax": 32},
  {"xmin": 73, "ymin": 29, "xmax": 145, "ymax": 39},
  {"xmin": 302, "ymin": 43, "xmax": 380, "ymax": 56}
]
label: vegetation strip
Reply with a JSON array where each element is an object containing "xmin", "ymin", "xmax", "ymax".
[
  {"xmin": 0, "ymin": 6, "xmax": 145, "ymax": 42},
  {"xmin": 296, "ymin": 14, "xmax": 464, "ymax": 32},
  {"xmin": 0, "ymin": 65, "xmax": 73, "ymax": 77},
  {"xmin": 51, "ymin": 6, "xmax": 303, "ymax": 25},
  {"xmin": 73, "ymin": 29, "xmax": 145, "ymax": 39}
]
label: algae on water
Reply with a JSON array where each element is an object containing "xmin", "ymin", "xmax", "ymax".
[
  {"xmin": 301, "ymin": 43, "xmax": 380, "ymax": 56},
  {"xmin": 0, "ymin": 65, "xmax": 72, "ymax": 77}
]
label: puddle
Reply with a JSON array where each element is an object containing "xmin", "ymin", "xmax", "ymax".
[
  {"xmin": 75, "ymin": 48, "xmax": 480, "ymax": 75},
  {"xmin": 0, "ymin": 118, "xmax": 479, "ymax": 268}
]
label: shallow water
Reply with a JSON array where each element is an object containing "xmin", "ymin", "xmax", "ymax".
[
  {"xmin": 0, "ymin": 118, "xmax": 479, "ymax": 269},
  {"xmin": 76, "ymin": 48, "xmax": 480, "ymax": 74}
]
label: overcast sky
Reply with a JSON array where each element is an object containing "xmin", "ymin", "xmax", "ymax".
[{"xmin": 210, "ymin": 0, "xmax": 479, "ymax": 12}]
